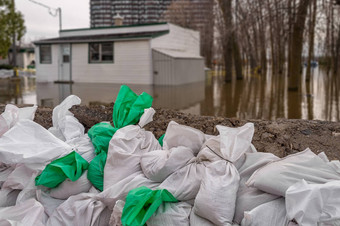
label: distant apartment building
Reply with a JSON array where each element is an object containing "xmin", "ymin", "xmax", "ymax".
[
  {"xmin": 90, "ymin": 0, "xmax": 172, "ymax": 27},
  {"xmin": 90, "ymin": 0, "xmax": 211, "ymax": 27}
]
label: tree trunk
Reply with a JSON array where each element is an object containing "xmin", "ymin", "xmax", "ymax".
[
  {"xmin": 306, "ymin": 0, "xmax": 317, "ymax": 81},
  {"xmin": 288, "ymin": 0, "xmax": 311, "ymax": 91},
  {"xmin": 233, "ymin": 35, "xmax": 243, "ymax": 80},
  {"xmin": 219, "ymin": 0, "xmax": 233, "ymax": 82}
]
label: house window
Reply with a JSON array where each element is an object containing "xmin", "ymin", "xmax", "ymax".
[
  {"xmin": 40, "ymin": 45, "xmax": 52, "ymax": 64},
  {"xmin": 89, "ymin": 42, "xmax": 114, "ymax": 63}
]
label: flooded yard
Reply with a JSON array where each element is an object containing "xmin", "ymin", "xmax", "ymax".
[{"xmin": 1, "ymin": 68, "xmax": 339, "ymax": 121}]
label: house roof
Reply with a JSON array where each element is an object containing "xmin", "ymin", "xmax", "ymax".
[
  {"xmin": 153, "ymin": 48, "xmax": 203, "ymax": 59},
  {"xmin": 34, "ymin": 30, "xmax": 169, "ymax": 45}
]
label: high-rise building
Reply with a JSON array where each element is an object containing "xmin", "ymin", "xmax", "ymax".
[{"xmin": 90, "ymin": 0, "xmax": 173, "ymax": 27}]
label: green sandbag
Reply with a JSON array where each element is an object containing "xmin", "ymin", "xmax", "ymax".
[
  {"xmin": 158, "ymin": 134, "xmax": 165, "ymax": 147},
  {"xmin": 35, "ymin": 151, "xmax": 89, "ymax": 188},
  {"xmin": 87, "ymin": 85, "xmax": 153, "ymax": 191},
  {"xmin": 121, "ymin": 186, "xmax": 178, "ymax": 226},
  {"xmin": 87, "ymin": 151, "xmax": 106, "ymax": 191},
  {"xmin": 113, "ymin": 85, "xmax": 153, "ymax": 129},
  {"xmin": 88, "ymin": 123, "xmax": 118, "ymax": 155}
]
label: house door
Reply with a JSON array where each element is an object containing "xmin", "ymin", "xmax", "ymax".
[{"xmin": 59, "ymin": 44, "xmax": 71, "ymax": 82}]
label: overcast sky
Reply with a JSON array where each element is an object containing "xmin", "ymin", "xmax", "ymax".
[{"xmin": 16, "ymin": 0, "xmax": 90, "ymax": 43}]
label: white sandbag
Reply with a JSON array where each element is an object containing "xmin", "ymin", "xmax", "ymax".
[
  {"xmin": 109, "ymin": 200, "xmax": 125, "ymax": 226},
  {"xmin": 216, "ymin": 123, "xmax": 255, "ymax": 163},
  {"xmin": 104, "ymin": 123, "xmax": 161, "ymax": 190},
  {"xmin": 246, "ymin": 148, "xmax": 340, "ymax": 196},
  {"xmin": 138, "ymin": 108, "xmax": 155, "ymax": 128},
  {"xmin": 99, "ymin": 172, "xmax": 160, "ymax": 209},
  {"xmin": 0, "ymin": 104, "xmax": 37, "ymax": 137},
  {"xmin": 48, "ymin": 95, "xmax": 84, "ymax": 141},
  {"xmin": 163, "ymin": 121, "xmax": 206, "ymax": 155},
  {"xmin": 46, "ymin": 192, "xmax": 105, "ymax": 226},
  {"xmin": 234, "ymin": 152, "xmax": 280, "ymax": 224},
  {"xmin": 36, "ymin": 190, "xmax": 65, "ymax": 217},
  {"xmin": 0, "ymin": 199, "xmax": 46, "ymax": 226},
  {"xmin": 241, "ymin": 198, "xmax": 289, "ymax": 226},
  {"xmin": 0, "ymin": 189, "xmax": 20, "ymax": 207},
  {"xmin": 2, "ymin": 163, "xmax": 41, "ymax": 190},
  {"xmin": 194, "ymin": 160, "xmax": 240, "ymax": 225},
  {"xmin": 66, "ymin": 135, "xmax": 96, "ymax": 162},
  {"xmin": 196, "ymin": 136, "xmax": 221, "ymax": 162},
  {"xmin": 93, "ymin": 207, "xmax": 112, "ymax": 226},
  {"xmin": 140, "ymin": 146, "xmax": 194, "ymax": 182},
  {"xmin": 0, "ymin": 163, "xmax": 15, "ymax": 188},
  {"xmin": 159, "ymin": 161, "xmax": 206, "ymax": 201},
  {"xmin": 189, "ymin": 211, "xmax": 215, "ymax": 226},
  {"xmin": 0, "ymin": 120, "xmax": 72, "ymax": 164},
  {"xmin": 48, "ymin": 172, "xmax": 159, "ymax": 226},
  {"xmin": 286, "ymin": 179, "xmax": 340, "ymax": 226},
  {"xmin": 147, "ymin": 202, "xmax": 192, "ymax": 226},
  {"xmin": 193, "ymin": 124, "xmax": 255, "ymax": 225},
  {"xmin": 50, "ymin": 171, "xmax": 92, "ymax": 200}
]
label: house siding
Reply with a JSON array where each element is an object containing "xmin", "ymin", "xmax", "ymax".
[
  {"xmin": 151, "ymin": 24, "xmax": 200, "ymax": 55},
  {"xmin": 152, "ymin": 50, "xmax": 205, "ymax": 85},
  {"xmin": 35, "ymin": 45, "xmax": 59, "ymax": 82},
  {"xmin": 72, "ymin": 40, "xmax": 152, "ymax": 84}
]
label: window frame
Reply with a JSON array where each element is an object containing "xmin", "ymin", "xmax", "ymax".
[
  {"xmin": 88, "ymin": 42, "xmax": 114, "ymax": 64},
  {"xmin": 39, "ymin": 44, "xmax": 52, "ymax": 64}
]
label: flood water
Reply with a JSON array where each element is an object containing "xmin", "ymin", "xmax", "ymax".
[{"xmin": 1, "ymin": 67, "xmax": 340, "ymax": 122}]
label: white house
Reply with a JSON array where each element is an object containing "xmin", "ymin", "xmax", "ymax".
[{"xmin": 34, "ymin": 22, "xmax": 205, "ymax": 85}]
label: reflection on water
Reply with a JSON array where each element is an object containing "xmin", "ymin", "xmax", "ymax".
[
  {"xmin": 1, "ymin": 67, "xmax": 340, "ymax": 122},
  {"xmin": 0, "ymin": 77, "xmax": 36, "ymax": 105}
]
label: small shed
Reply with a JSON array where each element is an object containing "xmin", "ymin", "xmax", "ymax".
[{"xmin": 34, "ymin": 23, "xmax": 205, "ymax": 85}]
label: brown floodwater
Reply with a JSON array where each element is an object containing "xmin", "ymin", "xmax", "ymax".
[{"xmin": 1, "ymin": 67, "xmax": 339, "ymax": 122}]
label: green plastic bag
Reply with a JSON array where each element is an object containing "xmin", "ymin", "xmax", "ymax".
[
  {"xmin": 87, "ymin": 85, "xmax": 153, "ymax": 191},
  {"xmin": 88, "ymin": 123, "xmax": 118, "ymax": 155},
  {"xmin": 121, "ymin": 186, "xmax": 178, "ymax": 226},
  {"xmin": 35, "ymin": 151, "xmax": 89, "ymax": 188},
  {"xmin": 158, "ymin": 134, "xmax": 165, "ymax": 147},
  {"xmin": 87, "ymin": 151, "xmax": 107, "ymax": 191}
]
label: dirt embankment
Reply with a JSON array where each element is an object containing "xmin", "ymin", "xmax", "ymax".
[{"xmin": 2, "ymin": 104, "xmax": 340, "ymax": 160}]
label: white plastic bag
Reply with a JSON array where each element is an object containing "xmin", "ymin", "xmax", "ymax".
[
  {"xmin": 141, "ymin": 146, "xmax": 194, "ymax": 182},
  {"xmin": 104, "ymin": 110, "xmax": 161, "ymax": 190},
  {"xmin": 0, "ymin": 120, "xmax": 72, "ymax": 164},
  {"xmin": 286, "ymin": 179, "xmax": 340, "ymax": 226},
  {"xmin": 241, "ymin": 198, "xmax": 289, "ymax": 226},
  {"xmin": 50, "ymin": 171, "xmax": 92, "ymax": 200},
  {"xmin": 0, "ymin": 199, "xmax": 46, "ymax": 226},
  {"xmin": 246, "ymin": 148, "xmax": 340, "ymax": 196},
  {"xmin": 147, "ymin": 202, "xmax": 192, "ymax": 226},
  {"xmin": 0, "ymin": 104, "xmax": 37, "ymax": 137},
  {"xmin": 163, "ymin": 121, "xmax": 206, "ymax": 155}
]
